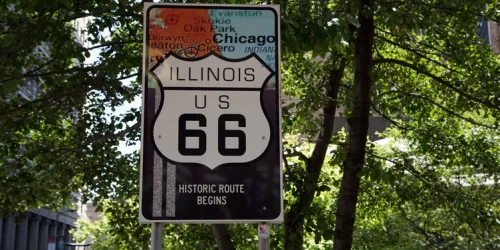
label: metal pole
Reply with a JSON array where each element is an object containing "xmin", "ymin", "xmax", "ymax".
[
  {"xmin": 258, "ymin": 237, "xmax": 270, "ymax": 250},
  {"xmin": 151, "ymin": 223, "xmax": 163, "ymax": 250},
  {"xmin": 258, "ymin": 223, "xmax": 270, "ymax": 250}
]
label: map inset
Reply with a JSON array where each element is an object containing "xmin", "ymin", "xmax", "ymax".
[{"xmin": 147, "ymin": 7, "xmax": 277, "ymax": 88}]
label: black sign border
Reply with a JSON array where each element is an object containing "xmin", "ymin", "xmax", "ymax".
[{"xmin": 141, "ymin": 3, "xmax": 281, "ymax": 223}]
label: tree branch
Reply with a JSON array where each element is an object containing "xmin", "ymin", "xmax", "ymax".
[
  {"xmin": 211, "ymin": 224, "xmax": 235, "ymax": 250},
  {"xmin": 334, "ymin": 1, "xmax": 375, "ymax": 247},
  {"xmin": 370, "ymin": 103, "xmax": 414, "ymax": 131},
  {"xmin": 117, "ymin": 73, "xmax": 139, "ymax": 81},
  {"xmin": 89, "ymin": 122, "xmax": 140, "ymax": 144},
  {"xmin": 285, "ymin": 53, "xmax": 348, "ymax": 248},
  {"xmin": 379, "ymin": 1, "xmax": 500, "ymax": 23},
  {"xmin": 1, "ymin": 58, "xmax": 56, "ymax": 83},
  {"xmin": 24, "ymin": 59, "xmax": 58, "ymax": 75},
  {"xmin": 413, "ymin": 2, "xmax": 500, "ymax": 23},
  {"xmin": 400, "ymin": 212, "xmax": 443, "ymax": 248},
  {"xmin": 0, "ymin": 88, "xmax": 93, "ymax": 117},
  {"xmin": 85, "ymin": 40, "xmax": 141, "ymax": 51},
  {"xmin": 0, "ymin": 65, "xmax": 98, "ymax": 84},
  {"xmin": 374, "ymin": 26, "xmax": 452, "ymax": 58},
  {"xmin": 375, "ymin": 35, "xmax": 459, "ymax": 74},
  {"xmin": 340, "ymin": 79, "xmax": 417, "ymax": 131},
  {"xmin": 368, "ymin": 150, "xmax": 488, "ymax": 242},
  {"xmin": 381, "ymin": 90, "xmax": 497, "ymax": 129},
  {"xmin": 283, "ymin": 152, "xmax": 291, "ymax": 177},
  {"xmin": 372, "ymin": 58, "xmax": 500, "ymax": 111},
  {"xmin": 284, "ymin": 150, "xmax": 310, "ymax": 167}
]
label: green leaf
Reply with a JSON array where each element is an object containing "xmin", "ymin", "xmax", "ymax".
[{"xmin": 345, "ymin": 14, "xmax": 360, "ymax": 28}]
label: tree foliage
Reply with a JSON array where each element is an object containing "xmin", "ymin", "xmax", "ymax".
[
  {"xmin": 0, "ymin": 0, "xmax": 143, "ymax": 215},
  {"xmin": 1, "ymin": 0, "xmax": 500, "ymax": 249}
]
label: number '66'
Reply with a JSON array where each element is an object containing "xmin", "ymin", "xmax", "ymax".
[{"xmin": 178, "ymin": 113, "xmax": 246, "ymax": 156}]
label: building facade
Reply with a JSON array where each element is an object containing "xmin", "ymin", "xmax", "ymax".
[
  {"xmin": 0, "ymin": 207, "xmax": 79, "ymax": 250},
  {"xmin": 1, "ymin": 15, "xmax": 91, "ymax": 250}
]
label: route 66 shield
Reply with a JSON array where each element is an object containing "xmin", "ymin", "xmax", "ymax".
[{"xmin": 150, "ymin": 53, "xmax": 274, "ymax": 169}]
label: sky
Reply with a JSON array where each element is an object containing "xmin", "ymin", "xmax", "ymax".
[{"xmin": 84, "ymin": 31, "xmax": 141, "ymax": 155}]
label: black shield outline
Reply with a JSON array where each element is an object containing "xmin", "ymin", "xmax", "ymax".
[{"xmin": 149, "ymin": 52, "xmax": 275, "ymax": 170}]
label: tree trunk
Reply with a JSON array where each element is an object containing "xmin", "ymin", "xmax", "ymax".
[
  {"xmin": 333, "ymin": 0, "xmax": 375, "ymax": 249},
  {"xmin": 284, "ymin": 56, "xmax": 346, "ymax": 249},
  {"xmin": 211, "ymin": 224, "xmax": 235, "ymax": 250}
]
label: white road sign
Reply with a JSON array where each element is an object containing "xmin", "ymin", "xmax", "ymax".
[{"xmin": 151, "ymin": 53, "xmax": 273, "ymax": 169}]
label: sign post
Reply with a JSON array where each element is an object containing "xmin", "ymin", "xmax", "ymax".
[
  {"xmin": 151, "ymin": 223, "xmax": 163, "ymax": 250},
  {"xmin": 140, "ymin": 3, "xmax": 281, "ymax": 247},
  {"xmin": 258, "ymin": 223, "xmax": 270, "ymax": 250}
]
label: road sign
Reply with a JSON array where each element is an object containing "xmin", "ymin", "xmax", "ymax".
[
  {"xmin": 140, "ymin": 3, "xmax": 282, "ymax": 223},
  {"xmin": 258, "ymin": 224, "xmax": 270, "ymax": 239}
]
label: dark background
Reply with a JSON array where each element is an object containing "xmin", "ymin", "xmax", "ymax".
[{"xmin": 141, "ymin": 88, "xmax": 281, "ymax": 221}]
